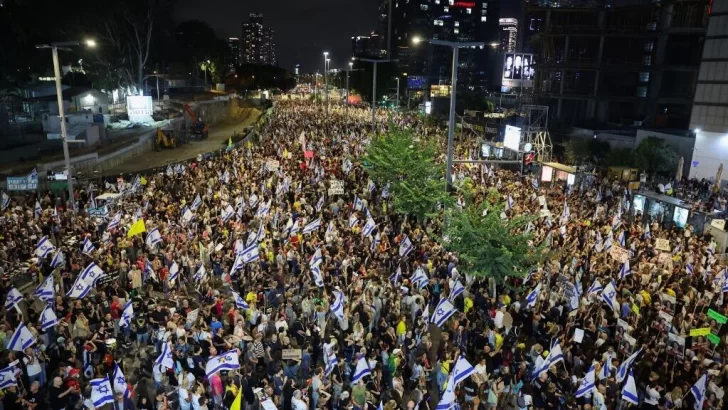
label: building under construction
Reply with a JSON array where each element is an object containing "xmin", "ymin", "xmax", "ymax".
[{"xmin": 522, "ymin": 0, "xmax": 709, "ymax": 128}]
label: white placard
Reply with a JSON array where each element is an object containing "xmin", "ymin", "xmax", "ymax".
[
  {"xmin": 574, "ymin": 328, "xmax": 584, "ymax": 343},
  {"xmin": 711, "ymin": 219, "xmax": 726, "ymax": 231},
  {"xmin": 266, "ymin": 160, "xmax": 280, "ymax": 171},
  {"xmin": 609, "ymin": 246, "xmax": 630, "ymax": 263},
  {"xmin": 186, "ymin": 308, "xmax": 199, "ymax": 325},
  {"xmin": 655, "ymin": 238, "xmax": 671, "ymax": 252},
  {"xmin": 538, "ymin": 195, "xmax": 546, "ymax": 207},
  {"xmin": 328, "ymin": 180, "xmax": 345, "ymax": 196}
]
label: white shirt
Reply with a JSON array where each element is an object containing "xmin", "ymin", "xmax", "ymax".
[
  {"xmin": 292, "ymin": 397, "xmax": 307, "ymax": 410},
  {"xmin": 23, "ymin": 356, "xmax": 41, "ymax": 376},
  {"xmin": 644, "ymin": 386, "xmax": 661, "ymax": 405}
]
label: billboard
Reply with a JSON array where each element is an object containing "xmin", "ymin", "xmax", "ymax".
[
  {"xmin": 126, "ymin": 95, "xmax": 154, "ymax": 123},
  {"xmin": 7, "ymin": 176, "xmax": 38, "ymax": 191},
  {"xmin": 503, "ymin": 125, "xmax": 522, "ymax": 151},
  {"xmin": 407, "ymin": 76, "xmax": 427, "ymax": 90},
  {"xmin": 502, "ymin": 53, "xmax": 535, "ymax": 88}
]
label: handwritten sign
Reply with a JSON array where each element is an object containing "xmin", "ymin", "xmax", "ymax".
[
  {"xmin": 328, "ymin": 180, "xmax": 345, "ymax": 196},
  {"xmin": 689, "ymin": 327, "xmax": 711, "ymax": 337},
  {"xmin": 655, "ymin": 238, "xmax": 671, "ymax": 252},
  {"xmin": 266, "ymin": 160, "xmax": 280, "ymax": 171},
  {"xmin": 711, "ymin": 219, "xmax": 726, "ymax": 231},
  {"xmin": 282, "ymin": 349, "xmax": 302, "ymax": 360},
  {"xmin": 610, "ymin": 246, "xmax": 629, "ymax": 263},
  {"xmin": 186, "ymin": 308, "xmax": 199, "ymax": 326}
]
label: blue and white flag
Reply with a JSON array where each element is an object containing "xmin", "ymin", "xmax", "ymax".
[
  {"xmin": 119, "ymin": 300, "xmax": 134, "ymax": 328},
  {"xmin": 449, "ymin": 280, "xmax": 465, "ymax": 301},
  {"xmin": 381, "ymin": 183, "xmax": 390, "ymax": 199},
  {"xmin": 549, "ymin": 340, "xmax": 565, "ymax": 367},
  {"xmin": 40, "ymin": 304, "xmax": 59, "ymax": 331},
  {"xmin": 181, "ymin": 207, "xmax": 194, "ymax": 224},
  {"xmin": 34, "ymin": 201, "xmax": 42, "ymax": 218},
  {"xmin": 690, "ymin": 373, "xmax": 708, "ymax": 410},
  {"xmin": 80, "ymin": 262, "xmax": 106, "ymax": 286},
  {"xmin": 90, "ymin": 377, "xmax": 115, "ymax": 408},
  {"xmin": 342, "ymin": 158, "xmax": 353, "ymax": 174},
  {"xmin": 168, "ymin": 261, "xmax": 179, "ymax": 283},
  {"xmin": 562, "ymin": 202, "xmax": 570, "ymax": 221},
  {"xmin": 616, "ymin": 348, "xmax": 642, "ymax": 384},
  {"xmin": 348, "ymin": 214, "xmax": 358, "ymax": 229},
  {"xmin": 603, "ymin": 236, "xmax": 613, "ymax": 251},
  {"xmin": 574, "ymin": 364, "xmax": 596, "ymax": 398},
  {"xmin": 35, "ymin": 276, "xmax": 54, "ymax": 302},
  {"xmin": 621, "ymin": 370, "xmax": 639, "ymax": 405},
  {"xmin": 430, "ymin": 298, "xmax": 457, "ymax": 328},
  {"xmin": 600, "ymin": 353, "xmax": 612, "ymax": 380},
  {"xmin": 587, "ymin": 279, "xmax": 603, "ymax": 296},
  {"xmin": 331, "ymin": 290, "xmax": 345, "ymax": 320},
  {"xmin": 35, "ymin": 236, "xmax": 55, "ymax": 258},
  {"xmin": 644, "ymin": 222, "xmax": 651, "ymax": 239},
  {"xmin": 221, "ymin": 204, "xmax": 235, "ymax": 222},
  {"xmin": 525, "ymin": 283, "xmax": 542, "ymax": 308},
  {"xmin": 596, "ymin": 188, "xmax": 602, "ymax": 202},
  {"xmin": 686, "ymin": 263, "xmax": 695, "ymax": 275},
  {"xmin": 303, "ymin": 218, "xmax": 322, "ymax": 235},
  {"xmin": 411, "ymin": 268, "xmax": 429, "ymax": 289},
  {"xmin": 620, "ymin": 260, "xmax": 631, "ymax": 280},
  {"xmin": 351, "ymin": 356, "xmax": 371, "ymax": 384},
  {"xmin": 505, "ymin": 195, "xmax": 514, "ymax": 211},
  {"xmin": 205, "ymin": 350, "xmax": 241, "ymax": 378},
  {"xmin": 67, "ymin": 277, "xmax": 92, "ymax": 299},
  {"xmin": 241, "ymin": 244, "xmax": 260, "ymax": 264},
  {"xmin": 191, "ymin": 194, "xmax": 202, "ymax": 211},
  {"xmin": 362, "ymin": 217, "xmax": 376, "ymax": 238},
  {"xmin": 256, "ymin": 199, "xmax": 272, "ymax": 218},
  {"xmin": 399, "ymin": 235, "xmax": 414, "ymax": 258},
  {"xmin": 112, "ymin": 363, "xmax": 131, "ymax": 399},
  {"xmin": 81, "ymin": 237, "xmax": 95, "ymax": 255},
  {"xmin": 316, "ymin": 196, "xmax": 325, "ymax": 213},
  {"xmin": 146, "ymin": 228, "xmax": 163, "ymax": 248},
  {"xmin": 229, "ymin": 256, "xmax": 244, "ymax": 276},
  {"xmin": 27, "ymin": 168, "xmax": 37, "ymax": 181},
  {"xmin": 617, "ymin": 231, "xmax": 625, "ymax": 247},
  {"xmin": 367, "ymin": 179, "xmax": 376, "ymax": 193},
  {"xmin": 288, "ymin": 219, "xmax": 300, "ymax": 235},
  {"xmin": 354, "ymin": 195, "xmax": 365, "ymax": 211},
  {"xmin": 390, "ymin": 267, "xmax": 402, "ymax": 284},
  {"xmin": 325, "ymin": 353, "xmax": 338, "ymax": 376},
  {"xmin": 7, "ymin": 322, "xmax": 36, "ymax": 351},
  {"xmin": 1, "ymin": 191, "xmax": 10, "ymax": 210},
  {"xmin": 5, "ymin": 287, "xmax": 23, "ymax": 309},
  {"xmin": 107, "ymin": 212, "xmax": 122, "ymax": 231},
  {"xmin": 601, "ymin": 280, "xmax": 618, "ymax": 311},
  {"xmin": 0, "ymin": 366, "xmax": 17, "ymax": 389},
  {"xmin": 451, "ymin": 356, "xmax": 475, "ymax": 387},
  {"xmin": 436, "ymin": 374, "xmax": 456, "ymax": 410},
  {"xmin": 248, "ymin": 194, "xmax": 259, "ymax": 208},
  {"xmin": 193, "ymin": 264, "xmax": 207, "ymax": 284},
  {"xmin": 531, "ymin": 178, "xmax": 539, "ymax": 189},
  {"xmin": 312, "ymin": 265, "xmax": 324, "ymax": 287},
  {"xmin": 232, "ymin": 291, "xmax": 249, "ymax": 310},
  {"xmin": 156, "ymin": 342, "xmax": 175, "ymax": 369},
  {"xmin": 310, "ymin": 247, "xmax": 323, "ymax": 269}
]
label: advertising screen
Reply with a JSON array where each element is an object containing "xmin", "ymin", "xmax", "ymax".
[
  {"xmin": 503, "ymin": 125, "xmax": 521, "ymax": 151},
  {"xmin": 502, "ymin": 53, "xmax": 535, "ymax": 89},
  {"xmin": 407, "ymin": 76, "xmax": 427, "ymax": 90}
]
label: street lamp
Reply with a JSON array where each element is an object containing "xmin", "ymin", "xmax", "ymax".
[
  {"xmin": 36, "ymin": 40, "xmax": 97, "ymax": 211},
  {"xmin": 411, "ymin": 37, "xmax": 484, "ymax": 190},
  {"xmin": 360, "ymin": 58, "xmax": 395, "ymax": 132},
  {"xmin": 394, "ymin": 77, "xmax": 400, "ymax": 110},
  {"xmin": 323, "ymin": 52, "xmax": 329, "ymax": 113},
  {"xmin": 347, "ymin": 62, "xmax": 353, "ymax": 102}
]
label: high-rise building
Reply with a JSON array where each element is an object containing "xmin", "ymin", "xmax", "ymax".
[
  {"xmin": 227, "ymin": 38, "xmax": 240, "ymax": 68},
  {"xmin": 499, "ymin": 18, "xmax": 517, "ymax": 52},
  {"xmin": 241, "ymin": 13, "xmax": 277, "ymax": 66},
  {"xmin": 351, "ymin": 32, "xmax": 386, "ymax": 59},
  {"xmin": 523, "ymin": 0, "xmax": 708, "ymax": 128},
  {"xmin": 386, "ymin": 0, "xmax": 500, "ymax": 92}
]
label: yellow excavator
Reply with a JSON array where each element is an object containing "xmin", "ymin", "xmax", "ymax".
[{"xmin": 155, "ymin": 128, "xmax": 178, "ymax": 150}]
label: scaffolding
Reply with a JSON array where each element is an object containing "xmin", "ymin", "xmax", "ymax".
[{"xmin": 521, "ymin": 105, "xmax": 553, "ymax": 162}]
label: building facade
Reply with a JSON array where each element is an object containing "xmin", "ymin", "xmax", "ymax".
[
  {"xmin": 227, "ymin": 38, "xmax": 240, "ymax": 68},
  {"xmin": 352, "ymin": 32, "xmax": 387, "ymax": 59},
  {"xmin": 690, "ymin": 0, "xmax": 728, "ymax": 181},
  {"xmin": 241, "ymin": 13, "xmax": 277, "ymax": 66},
  {"xmin": 522, "ymin": 0, "xmax": 708, "ymax": 128},
  {"xmin": 499, "ymin": 18, "xmax": 517, "ymax": 52}
]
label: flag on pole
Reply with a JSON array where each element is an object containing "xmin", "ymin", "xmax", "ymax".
[
  {"xmin": 331, "ymin": 290, "xmax": 345, "ymax": 320},
  {"xmin": 35, "ymin": 237, "xmax": 56, "ymax": 258},
  {"xmin": 79, "ymin": 262, "xmax": 106, "ymax": 286},
  {"xmin": 620, "ymin": 260, "xmax": 631, "ymax": 280},
  {"xmin": 621, "ymin": 370, "xmax": 639, "ymax": 405},
  {"xmin": 119, "ymin": 301, "xmax": 134, "ymax": 328},
  {"xmin": 505, "ymin": 195, "xmax": 514, "ymax": 211},
  {"xmin": 34, "ymin": 201, "xmax": 42, "ymax": 218},
  {"xmin": 0, "ymin": 366, "xmax": 17, "ymax": 389},
  {"xmin": 587, "ymin": 279, "xmax": 603, "ymax": 296},
  {"xmin": 40, "ymin": 304, "xmax": 59, "ymax": 331},
  {"xmin": 155, "ymin": 342, "xmax": 175, "ymax": 369},
  {"xmin": 1, "ymin": 191, "xmax": 10, "ymax": 210},
  {"xmin": 90, "ymin": 377, "xmax": 115, "ymax": 408},
  {"xmin": 146, "ymin": 228, "xmax": 163, "ymax": 248},
  {"xmin": 430, "ymin": 298, "xmax": 457, "ymax": 328},
  {"xmin": 127, "ymin": 218, "xmax": 146, "ymax": 237},
  {"xmin": 112, "ymin": 363, "xmax": 131, "ymax": 399},
  {"xmin": 205, "ymin": 351, "xmax": 241, "ymax": 378},
  {"xmin": 616, "ymin": 348, "xmax": 642, "ymax": 384},
  {"xmin": 303, "ymin": 218, "xmax": 322, "ymax": 235},
  {"xmin": 310, "ymin": 247, "xmax": 323, "ymax": 269},
  {"xmin": 361, "ymin": 217, "xmax": 376, "ymax": 238},
  {"xmin": 451, "ymin": 356, "xmax": 475, "ymax": 387},
  {"xmin": 399, "ymin": 235, "xmax": 413, "ymax": 257},
  {"xmin": 240, "ymin": 244, "xmax": 260, "ymax": 264},
  {"xmin": 50, "ymin": 251, "xmax": 65, "ymax": 269},
  {"xmin": 168, "ymin": 261, "xmax": 179, "ymax": 283},
  {"xmin": 351, "ymin": 357, "xmax": 372, "ymax": 384},
  {"xmin": 436, "ymin": 374, "xmax": 456, "ymax": 410},
  {"xmin": 35, "ymin": 276, "xmax": 54, "ymax": 302},
  {"xmin": 5, "ymin": 287, "xmax": 23, "ymax": 309},
  {"xmin": 232, "ymin": 291, "xmax": 249, "ymax": 310},
  {"xmin": 690, "ymin": 373, "xmax": 708, "ymax": 410},
  {"xmin": 7, "ymin": 322, "xmax": 36, "ymax": 351},
  {"xmin": 81, "ymin": 237, "xmax": 95, "ymax": 255},
  {"xmin": 191, "ymin": 194, "xmax": 202, "ymax": 211},
  {"xmin": 526, "ymin": 283, "xmax": 542, "ymax": 308},
  {"xmin": 574, "ymin": 364, "xmax": 596, "ymax": 398},
  {"xmin": 66, "ymin": 277, "xmax": 92, "ymax": 299},
  {"xmin": 107, "ymin": 212, "xmax": 122, "ymax": 231},
  {"xmin": 601, "ymin": 280, "xmax": 618, "ymax": 311}
]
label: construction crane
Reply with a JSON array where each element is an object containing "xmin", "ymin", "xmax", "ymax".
[{"xmin": 183, "ymin": 103, "xmax": 209, "ymax": 140}]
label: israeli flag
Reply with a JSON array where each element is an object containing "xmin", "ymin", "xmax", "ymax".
[
  {"xmin": 348, "ymin": 214, "xmax": 358, "ymax": 229},
  {"xmin": 430, "ymin": 298, "xmax": 457, "ymax": 328},
  {"xmin": 193, "ymin": 264, "xmax": 207, "ymax": 284},
  {"xmin": 366, "ymin": 179, "xmax": 376, "ymax": 193},
  {"xmin": 310, "ymin": 247, "xmax": 323, "ymax": 269},
  {"xmin": 229, "ymin": 256, "xmax": 244, "ymax": 276},
  {"xmin": 289, "ymin": 219, "xmax": 300, "ymax": 235},
  {"xmin": 35, "ymin": 276, "xmax": 55, "ymax": 302},
  {"xmin": 616, "ymin": 348, "xmax": 641, "ymax": 384},
  {"xmin": 596, "ymin": 188, "xmax": 602, "ymax": 202},
  {"xmin": 191, "ymin": 194, "xmax": 202, "ymax": 211},
  {"xmin": 331, "ymin": 290, "xmax": 345, "ymax": 320},
  {"xmin": 119, "ymin": 301, "xmax": 134, "ymax": 328},
  {"xmin": 35, "ymin": 236, "xmax": 56, "ymax": 258},
  {"xmin": 106, "ymin": 212, "xmax": 122, "ymax": 232},
  {"xmin": 617, "ymin": 231, "xmax": 625, "ymax": 247},
  {"xmin": 1, "ymin": 191, "xmax": 10, "ymax": 210},
  {"xmin": 436, "ymin": 374, "xmax": 456, "ymax": 410},
  {"xmin": 389, "ymin": 267, "xmax": 402, "ymax": 284},
  {"xmin": 316, "ymin": 196, "xmax": 325, "ymax": 213},
  {"xmin": 525, "ymin": 282, "xmax": 542, "ymax": 308},
  {"xmin": 587, "ymin": 279, "xmax": 603, "ymax": 296},
  {"xmin": 0, "ymin": 366, "xmax": 17, "ymax": 389},
  {"xmin": 621, "ymin": 370, "xmax": 639, "ymax": 405},
  {"xmin": 168, "ymin": 261, "xmax": 179, "ymax": 283},
  {"xmin": 112, "ymin": 363, "xmax": 130, "ymax": 399},
  {"xmin": 241, "ymin": 244, "xmax": 260, "ymax": 264},
  {"xmin": 249, "ymin": 194, "xmax": 259, "ymax": 208},
  {"xmin": 531, "ymin": 178, "xmax": 539, "ymax": 189},
  {"xmin": 643, "ymin": 222, "xmax": 651, "ymax": 239},
  {"xmin": 7, "ymin": 322, "xmax": 36, "ymax": 351},
  {"xmin": 80, "ymin": 262, "xmax": 106, "ymax": 286},
  {"xmin": 232, "ymin": 291, "xmax": 249, "ymax": 310},
  {"xmin": 40, "ymin": 304, "xmax": 59, "ymax": 331},
  {"xmin": 603, "ymin": 236, "xmax": 613, "ymax": 251},
  {"xmin": 620, "ymin": 260, "xmax": 631, "ymax": 280},
  {"xmin": 205, "ymin": 350, "xmax": 241, "ymax": 378},
  {"xmin": 342, "ymin": 158, "xmax": 353, "ymax": 174},
  {"xmin": 325, "ymin": 353, "xmax": 338, "ymax": 376},
  {"xmin": 601, "ymin": 280, "xmax": 618, "ymax": 311},
  {"xmin": 600, "ymin": 353, "xmax": 612, "ymax": 380},
  {"xmin": 5, "ymin": 287, "xmax": 23, "ymax": 309},
  {"xmin": 312, "ymin": 265, "xmax": 324, "ymax": 287},
  {"xmin": 351, "ymin": 356, "xmax": 372, "ymax": 384},
  {"xmin": 399, "ymin": 235, "xmax": 414, "ymax": 258},
  {"xmin": 690, "ymin": 373, "xmax": 708, "ymax": 410},
  {"xmin": 451, "ymin": 356, "xmax": 475, "ymax": 387},
  {"xmin": 256, "ymin": 199, "xmax": 272, "ymax": 218},
  {"xmin": 146, "ymin": 228, "xmax": 163, "ymax": 247},
  {"xmin": 181, "ymin": 207, "xmax": 194, "ymax": 224},
  {"xmin": 66, "ymin": 276, "xmax": 92, "ymax": 299},
  {"xmin": 221, "ymin": 204, "xmax": 235, "ymax": 222},
  {"xmin": 362, "ymin": 217, "xmax": 376, "ymax": 238},
  {"xmin": 449, "ymin": 280, "xmax": 465, "ymax": 301},
  {"xmin": 354, "ymin": 195, "xmax": 365, "ymax": 211},
  {"xmin": 575, "ymin": 364, "xmax": 596, "ymax": 398},
  {"xmin": 381, "ymin": 183, "xmax": 390, "ymax": 199},
  {"xmin": 156, "ymin": 342, "xmax": 175, "ymax": 369},
  {"xmin": 133, "ymin": 207, "xmax": 142, "ymax": 222},
  {"xmin": 686, "ymin": 263, "xmax": 694, "ymax": 275},
  {"xmin": 612, "ymin": 212, "xmax": 621, "ymax": 229},
  {"xmin": 34, "ymin": 201, "xmax": 42, "ymax": 218},
  {"xmin": 303, "ymin": 218, "xmax": 322, "ymax": 235},
  {"xmin": 90, "ymin": 377, "xmax": 115, "ymax": 408},
  {"xmin": 166, "ymin": 165, "xmax": 174, "ymax": 176},
  {"xmin": 562, "ymin": 202, "xmax": 570, "ymax": 220},
  {"xmin": 549, "ymin": 341, "xmax": 565, "ymax": 367},
  {"xmin": 411, "ymin": 268, "xmax": 429, "ymax": 289},
  {"xmin": 371, "ymin": 232, "xmax": 380, "ymax": 252},
  {"xmin": 505, "ymin": 195, "xmax": 514, "ymax": 211},
  {"xmin": 81, "ymin": 237, "xmax": 95, "ymax": 255},
  {"xmin": 255, "ymin": 223, "xmax": 265, "ymax": 242}
]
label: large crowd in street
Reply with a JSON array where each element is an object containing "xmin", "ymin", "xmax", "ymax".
[{"xmin": 0, "ymin": 99, "xmax": 727, "ymax": 410}]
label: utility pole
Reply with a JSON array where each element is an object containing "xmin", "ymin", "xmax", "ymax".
[{"xmin": 361, "ymin": 58, "xmax": 394, "ymax": 133}]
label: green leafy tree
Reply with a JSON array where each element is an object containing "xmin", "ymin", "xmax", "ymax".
[
  {"xmin": 439, "ymin": 190, "xmax": 549, "ymax": 285},
  {"xmin": 362, "ymin": 125, "xmax": 453, "ymax": 220},
  {"xmin": 634, "ymin": 136, "xmax": 679, "ymax": 175},
  {"xmin": 606, "ymin": 148, "xmax": 635, "ymax": 167}
]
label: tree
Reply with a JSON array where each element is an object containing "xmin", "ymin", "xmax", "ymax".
[
  {"xmin": 634, "ymin": 136, "xmax": 679, "ymax": 175},
  {"xmin": 606, "ymin": 148, "xmax": 634, "ymax": 167},
  {"xmin": 362, "ymin": 125, "xmax": 453, "ymax": 220},
  {"xmin": 439, "ymin": 189, "xmax": 549, "ymax": 285}
]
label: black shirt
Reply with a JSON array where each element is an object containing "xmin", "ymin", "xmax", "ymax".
[
  {"xmin": 49, "ymin": 386, "xmax": 68, "ymax": 410},
  {"xmin": 2, "ymin": 391, "xmax": 21, "ymax": 410},
  {"xmin": 25, "ymin": 390, "xmax": 45, "ymax": 410}
]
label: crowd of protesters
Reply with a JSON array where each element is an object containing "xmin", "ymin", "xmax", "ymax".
[{"xmin": 0, "ymin": 98, "xmax": 726, "ymax": 410}]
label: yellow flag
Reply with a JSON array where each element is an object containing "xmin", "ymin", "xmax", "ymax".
[
  {"xmin": 228, "ymin": 137, "xmax": 233, "ymax": 147},
  {"xmin": 127, "ymin": 219, "xmax": 146, "ymax": 237},
  {"xmin": 230, "ymin": 389, "xmax": 242, "ymax": 410}
]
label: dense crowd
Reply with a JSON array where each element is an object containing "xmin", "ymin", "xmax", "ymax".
[{"xmin": 0, "ymin": 99, "xmax": 727, "ymax": 410}]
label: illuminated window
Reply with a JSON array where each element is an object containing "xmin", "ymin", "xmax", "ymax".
[
  {"xmin": 435, "ymin": 0, "xmax": 440, "ymax": 3},
  {"xmin": 444, "ymin": 6, "xmax": 449, "ymax": 11},
  {"xmin": 454, "ymin": 21, "xmax": 459, "ymax": 27},
  {"xmin": 449, "ymin": 0, "xmax": 454, "ymax": 4},
  {"xmin": 482, "ymin": 9, "xmax": 486, "ymax": 15},
  {"xmin": 482, "ymin": 2, "xmax": 487, "ymax": 7},
  {"xmin": 434, "ymin": 19, "xmax": 444, "ymax": 25},
  {"xmin": 466, "ymin": 7, "xmax": 471, "ymax": 13},
  {"xmin": 454, "ymin": 28, "xmax": 459, "ymax": 33},
  {"xmin": 481, "ymin": 16, "xmax": 487, "ymax": 22},
  {"xmin": 421, "ymin": 3, "xmax": 428, "ymax": 9}
]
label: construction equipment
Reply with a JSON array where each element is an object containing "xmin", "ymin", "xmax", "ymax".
[
  {"xmin": 155, "ymin": 128, "xmax": 178, "ymax": 150},
  {"xmin": 183, "ymin": 104, "xmax": 209, "ymax": 140}
]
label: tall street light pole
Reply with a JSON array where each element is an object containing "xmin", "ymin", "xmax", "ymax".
[
  {"xmin": 346, "ymin": 62, "xmax": 353, "ymax": 102},
  {"xmin": 360, "ymin": 58, "xmax": 394, "ymax": 133},
  {"xmin": 37, "ymin": 40, "xmax": 96, "ymax": 211},
  {"xmin": 412, "ymin": 37, "xmax": 483, "ymax": 190},
  {"xmin": 395, "ymin": 77, "xmax": 400, "ymax": 110},
  {"xmin": 323, "ymin": 52, "xmax": 329, "ymax": 113}
]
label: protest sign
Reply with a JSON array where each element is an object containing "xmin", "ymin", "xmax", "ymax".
[
  {"xmin": 328, "ymin": 180, "xmax": 345, "ymax": 196},
  {"xmin": 655, "ymin": 238, "xmax": 671, "ymax": 252}
]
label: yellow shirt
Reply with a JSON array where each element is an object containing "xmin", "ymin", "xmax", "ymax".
[
  {"xmin": 396, "ymin": 321, "xmax": 407, "ymax": 336},
  {"xmin": 464, "ymin": 297, "xmax": 474, "ymax": 314},
  {"xmin": 495, "ymin": 333, "xmax": 504, "ymax": 351}
]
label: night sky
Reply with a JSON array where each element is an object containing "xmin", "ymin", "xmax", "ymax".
[{"xmin": 175, "ymin": 0, "xmax": 520, "ymax": 72}]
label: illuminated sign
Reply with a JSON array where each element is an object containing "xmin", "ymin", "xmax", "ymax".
[
  {"xmin": 503, "ymin": 125, "xmax": 521, "ymax": 151},
  {"xmin": 453, "ymin": 1, "xmax": 476, "ymax": 7},
  {"xmin": 502, "ymin": 53, "xmax": 535, "ymax": 89},
  {"xmin": 430, "ymin": 85, "xmax": 451, "ymax": 98}
]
